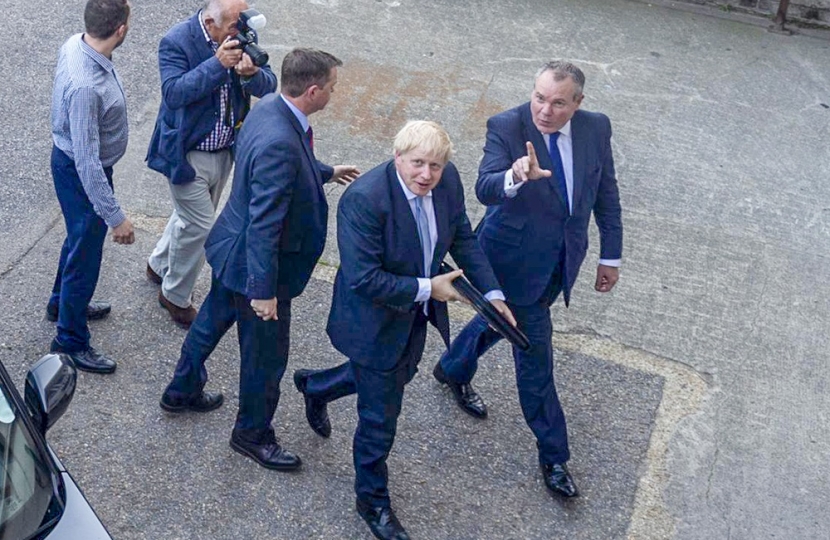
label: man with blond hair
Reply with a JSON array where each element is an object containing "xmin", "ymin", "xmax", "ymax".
[
  {"xmin": 145, "ymin": 0, "xmax": 277, "ymax": 328},
  {"xmin": 293, "ymin": 121, "xmax": 515, "ymax": 540}
]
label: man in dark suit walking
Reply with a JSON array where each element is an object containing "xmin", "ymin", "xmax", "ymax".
[
  {"xmin": 293, "ymin": 121, "xmax": 515, "ymax": 540},
  {"xmin": 434, "ymin": 61, "xmax": 623, "ymax": 498},
  {"xmin": 158, "ymin": 48, "xmax": 358, "ymax": 471},
  {"xmin": 145, "ymin": 0, "xmax": 277, "ymax": 328}
]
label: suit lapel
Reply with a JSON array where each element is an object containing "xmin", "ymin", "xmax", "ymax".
[
  {"xmin": 520, "ymin": 104, "xmax": 568, "ymax": 211},
  {"xmin": 386, "ymin": 163, "xmax": 425, "ymax": 275},
  {"xmin": 570, "ymin": 111, "xmax": 586, "ymax": 211}
]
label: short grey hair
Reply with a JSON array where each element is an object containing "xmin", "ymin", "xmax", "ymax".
[
  {"xmin": 203, "ymin": 0, "xmax": 235, "ymax": 25},
  {"xmin": 535, "ymin": 61, "xmax": 585, "ymax": 99}
]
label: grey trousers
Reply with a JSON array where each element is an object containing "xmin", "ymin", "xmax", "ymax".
[{"xmin": 148, "ymin": 150, "xmax": 232, "ymax": 308}]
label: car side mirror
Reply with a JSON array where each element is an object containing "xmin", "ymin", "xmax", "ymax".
[{"xmin": 24, "ymin": 353, "xmax": 77, "ymax": 434}]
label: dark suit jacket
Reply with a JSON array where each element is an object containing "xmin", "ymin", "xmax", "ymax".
[
  {"xmin": 326, "ymin": 160, "xmax": 500, "ymax": 370},
  {"xmin": 204, "ymin": 94, "xmax": 334, "ymax": 300},
  {"xmin": 475, "ymin": 105, "xmax": 623, "ymax": 306},
  {"xmin": 145, "ymin": 12, "xmax": 277, "ymax": 185}
]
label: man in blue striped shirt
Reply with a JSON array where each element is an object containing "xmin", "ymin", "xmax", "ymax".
[{"xmin": 47, "ymin": 0, "xmax": 134, "ymax": 374}]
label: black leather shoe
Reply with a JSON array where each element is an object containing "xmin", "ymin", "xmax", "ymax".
[
  {"xmin": 432, "ymin": 362, "xmax": 487, "ymax": 419},
  {"xmin": 46, "ymin": 300, "xmax": 112, "ymax": 322},
  {"xmin": 356, "ymin": 500, "xmax": 410, "ymax": 540},
  {"xmin": 49, "ymin": 341, "xmax": 116, "ymax": 374},
  {"xmin": 229, "ymin": 433, "xmax": 302, "ymax": 471},
  {"xmin": 541, "ymin": 462, "xmax": 579, "ymax": 498},
  {"xmin": 159, "ymin": 390, "xmax": 223, "ymax": 413},
  {"xmin": 293, "ymin": 369, "xmax": 331, "ymax": 438}
]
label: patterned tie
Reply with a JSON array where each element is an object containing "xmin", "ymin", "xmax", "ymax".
[
  {"xmin": 548, "ymin": 132, "xmax": 569, "ymax": 215},
  {"xmin": 414, "ymin": 196, "xmax": 432, "ymax": 278},
  {"xmin": 306, "ymin": 126, "xmax": 314, "ymax": 151}
]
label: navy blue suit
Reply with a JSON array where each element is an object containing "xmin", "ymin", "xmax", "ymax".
[
  {"xmin": 440, "ymin": 105, "xmax": 623, "ymax": 465},
  {"xmin": 303, "ymin": 160, "xmax": 499, "ymax": 507},
  {"xmin": 165, "ymin": 94, "xmax": 333, "ymax": 443},
  {"xmin": 145, "ymin": 12, "xmax": 277, "ymax": 185}
]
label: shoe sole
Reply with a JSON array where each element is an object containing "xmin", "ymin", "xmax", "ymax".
[
  {"xmin": 545, "ymin": 485, "xmax": 580, "ymax": 498},
  {"xmin": 46, "ymin": 309, "xmax": 111, "ymax": 323},
  {"xmin": 74, "ymin": 363, "xmax": 117, "ymax": 375},
  {"xmin": 229, "ymin": 439, "xmax": 302, "ymax": 471},
  {"xmin": 159, "ymin": 395, "xmax": 223, "ymax": 414}
]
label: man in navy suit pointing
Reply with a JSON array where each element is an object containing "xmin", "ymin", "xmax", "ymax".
[
  {"xmin": 435, "ymin": 61, "xmax": 623, "ymax": 499},
  {"xmin": 294, "ymin": 121, "xmax": 515, "ymax": 540}
]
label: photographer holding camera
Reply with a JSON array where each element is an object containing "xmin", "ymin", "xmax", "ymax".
[{"xmin": 146, "ymin": 0, "xmax": 276, "ymax": 328}]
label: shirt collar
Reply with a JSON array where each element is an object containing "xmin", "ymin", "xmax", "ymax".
[
  {"xmin": 77, "ymin": 33, "xmax": 114, "ymax": 73},
  {"xmin": 396, "ymin": 171, "xmax": 433, "ymax": 201},
  {"xmin": 544, "ymin": 120, "xmax": 572, "ymax": 140},
  {"xmin": 280, "ymin": 94, "xmax": 310, "ymax": 133},
  {"xmin": 198, "ymin": 10, "xmax": 217, "ymax": 48}
]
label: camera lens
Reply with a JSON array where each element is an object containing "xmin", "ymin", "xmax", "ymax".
[{"xmin": 244, "ymin": 43, "xmax": 269, "ymax": 67}]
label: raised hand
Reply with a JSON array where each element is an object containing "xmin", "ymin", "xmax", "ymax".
[{"xmin": 511, "ymin": 141, "xmax": 552, "ymax": 182}]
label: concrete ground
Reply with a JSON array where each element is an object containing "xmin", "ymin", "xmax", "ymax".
[{"xmin": 1, "ymin": 0, "xmax": 828, "ymax": 539}]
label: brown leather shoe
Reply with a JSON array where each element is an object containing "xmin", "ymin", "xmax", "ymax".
[
  {"xmin": 158, "ymin": 291, "xmax": 196, "ymax": 328},
  {"xmin": 146, "ymin": 263, "xmax": 163, "ymax": 285}
]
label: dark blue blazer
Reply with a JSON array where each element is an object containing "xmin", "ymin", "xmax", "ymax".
[
  {"xmin": 145, "ymin": 12, "xmax": 277, "ymax": 185},
  {"xmin": 204, "ymin": 94, "xmax": 334, "ymax": 300},
  {"xmin": 475, "ymin": 105, "xmax": 623, "ymax": 306},
  {"xmin": 326, "ymin": 160, "xmax": 500, "ymax": 370}
]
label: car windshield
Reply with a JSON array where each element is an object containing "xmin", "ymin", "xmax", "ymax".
[{"xmin": 0, "ymin": 380, "xmax": 59, "ymax": 539}]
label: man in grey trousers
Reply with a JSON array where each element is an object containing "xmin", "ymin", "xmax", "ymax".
[{"xmin": 145, "ymin": 0, "xmax": 277, "ymax": 328}]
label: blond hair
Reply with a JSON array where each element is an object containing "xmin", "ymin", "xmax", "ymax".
[{"xmin": 393, "ymin": 121, "xmax": 454, "ymax": 164}]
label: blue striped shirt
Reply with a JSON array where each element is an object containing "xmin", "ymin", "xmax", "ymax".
[{"xmin": 51, "ymin": 33, "xmax": 128, "ymax": 228}]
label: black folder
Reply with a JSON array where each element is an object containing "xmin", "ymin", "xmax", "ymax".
[{"xmin": 440, "ymin": 262, "xmax": 530, "ymax": 351}]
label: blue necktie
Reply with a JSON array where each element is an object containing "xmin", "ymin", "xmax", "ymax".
[
  {"xmin": 306, "ymin": 126, "xmax": 314, "ymax": 151},
  {"xmin": 548, "ymin": 132, "xmax": 569, "ymax": 215},
  {"xmin": 414, "ymin": 196, "xmax": 432, "ymax": 277}
]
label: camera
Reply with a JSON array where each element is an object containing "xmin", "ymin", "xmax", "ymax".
[{"xmin": 235, "ymin": 9, "xmax": 269, "ymax": 67}]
